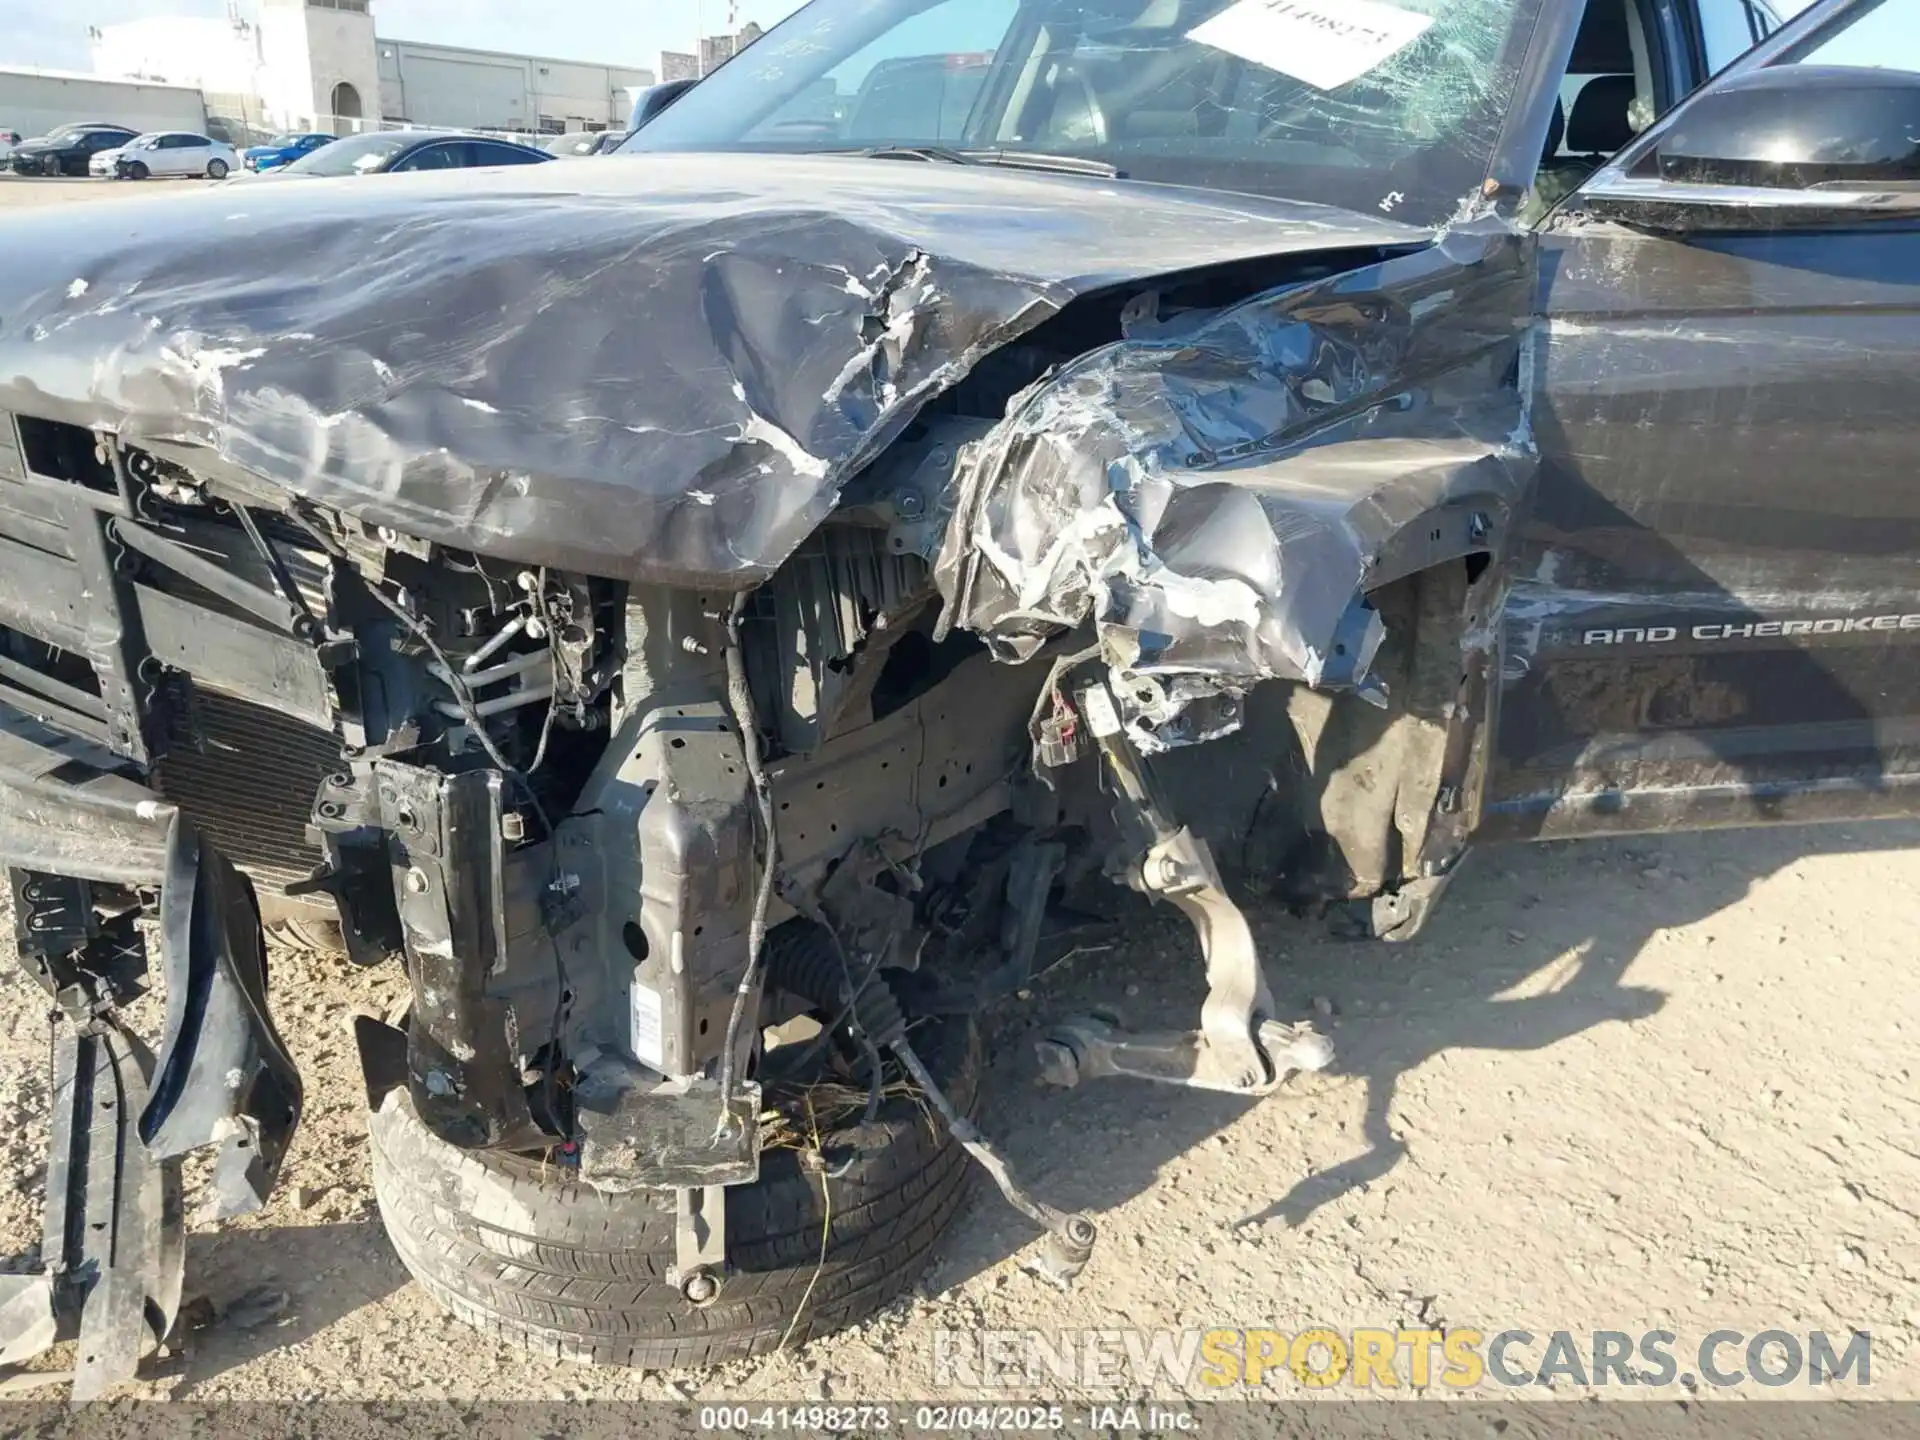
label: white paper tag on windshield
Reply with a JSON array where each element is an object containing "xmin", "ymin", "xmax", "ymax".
[{"xmin": 1189, "ymin": 0, "xmax": 1436, "ymax": 91}]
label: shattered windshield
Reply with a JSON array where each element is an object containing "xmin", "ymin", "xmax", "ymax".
[{"xmin": 623, "ymin": 0, "xmax": 1544, "ymax": 226}]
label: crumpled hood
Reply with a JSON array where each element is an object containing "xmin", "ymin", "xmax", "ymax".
[{"xmin": 0, "ymin": 152, "xmax": 1423, "ymax": 585}]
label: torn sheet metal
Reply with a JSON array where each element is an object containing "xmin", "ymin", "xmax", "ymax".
[
  {"xmin": 0, "ymin": 154, "xmax": 1421, "ymax": 588},
  {"xmin": 934, "ymin": 222, "xmax": 1536, "ymax": 747}
]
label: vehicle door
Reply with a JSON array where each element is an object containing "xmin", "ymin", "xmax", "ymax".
[
  {"xmin": 153, "ymin": 134, "xmax": 196, "ymax": 175},
  {"xmin": 136, "ymin": 135, "xmax": 172, "ymax": 174},
  {"xmin": 181, "ymin": 136, "xmax": 219, "ymax": 174},
  {"xmin": 83, "ymin": 131, "xmax": 131, "ymax": 164},
  {"xmin": 1482, "ymin": 0, "xmax": 1920, "ymax": 840}
]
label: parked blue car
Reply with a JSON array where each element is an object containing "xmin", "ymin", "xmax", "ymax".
[{"xmin": 243, "ymin": 133, "xmax": 334, "ymax": 173}]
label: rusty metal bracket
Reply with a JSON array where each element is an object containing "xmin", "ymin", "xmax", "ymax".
[
  {"xmin": 571, "ymin": 1066, "xmax": 761, "ymax": 1192},
  {"xmin": 673, "ymin": 1185, "xmax": 728, "ymax": 1305},
  {"xmin": 1037, "ymin": 1012, "xmax": 1333, "ymax": 1097}
]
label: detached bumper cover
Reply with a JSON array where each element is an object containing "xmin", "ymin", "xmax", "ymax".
[
  {"xmin": 0, "ymin": 703, "xmax": 302, "ymax": 1218},
  {"xmin": 141, "ymin": 820, "xmax": 304, "ymax": 1218}
]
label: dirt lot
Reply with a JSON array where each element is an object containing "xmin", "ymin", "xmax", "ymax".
[
  {"xmin": 0, "ymin": 176, "xmax": 1916, "ymax": 1408},
  {"xmin": 0, "ymin": 174, "xmax": 219, "ymax": 206}
]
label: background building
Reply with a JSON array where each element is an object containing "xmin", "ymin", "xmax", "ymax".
[
  {"xmin": 0, "ymin": 66, "xmax": 206, "ymax": 138},
  {"xmin": 378, "ymin": 39, "xmax": 654, "ymax": 134},
  {"xmin": 257, "ymin": 0, "xmax": 383, "ymax": 132},
  {"xmin": 659, "ymin": 51, "xmax": 700, "ymax": 84},
  {"xmin": 85, "ymin": 0, "xmax": 659, "ymax": 141},
  {"xmin": 35, "ymin": 0, "xmax": 760, "ymax": 144}
]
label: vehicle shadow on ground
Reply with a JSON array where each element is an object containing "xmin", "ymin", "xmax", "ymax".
[
  {"xmin": 165, "ymin": 1220, "xmax": 408, "ymax": 1391},
  {"xmin": 927, "ymin": 818, "xmax": 1920, "ymax": 1288}
]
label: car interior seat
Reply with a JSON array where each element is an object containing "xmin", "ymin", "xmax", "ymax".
[
  {"xmin": 1525, "ymin": 0, "xmax": 1649, "ymax": 220},
  {"xmin": 1563, "ymin": 73, "xmax": 1641, "ymax": 167}
]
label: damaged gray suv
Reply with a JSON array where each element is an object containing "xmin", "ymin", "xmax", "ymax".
[{"xmin": 1, "ymin": 0, "xmax": 1915, "ymax": 1389}]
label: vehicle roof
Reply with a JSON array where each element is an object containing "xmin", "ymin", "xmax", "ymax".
[
  {"xmin": 286, "ymin": 129, "xmax": 551, "ymax": 172},
  {"xmin": 328, "ymin": 130, "xmax": 544, "ymax": 152},
  {"xmin": 390, "ymin": 132, "xmax": 552, "ymax": 158},
  {"xmin": 409, "ymin": 132, "xmax": 548, "ymax": 148}
]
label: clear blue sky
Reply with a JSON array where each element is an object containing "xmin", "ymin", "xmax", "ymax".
[{"xmin": 1, "ymin": 0, "xmax": 807, "ymax": 73}]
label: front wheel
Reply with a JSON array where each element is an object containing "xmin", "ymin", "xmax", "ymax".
[
  {"xmin": 368, "ymin": 1015, "xmax": 980, "ymax": 1368},
  {"xmin": 206, "ymin": 159, "xmax": 229, "ymax": 180},
  {"xmin": 126, "ymin": 161, "xmax": 149, "ymax": 180}
]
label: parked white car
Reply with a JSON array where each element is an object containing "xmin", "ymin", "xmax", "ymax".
[
  {"xmin": 0, "ymin": 131, "xmax": 21, "ymax": 163},
  {"xmin": 112, "ymin": 132, "xmax": 239, "ymax": 180}
]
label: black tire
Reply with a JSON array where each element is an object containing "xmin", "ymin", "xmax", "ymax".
[
  {"xmin": 126, "ymin": 161, "xmax": 149, "ymax": 180},
  {"xmin": 206, "ymin": 159, "xmax": 229, "ymax": 179},
  {"xmin": 368, "ymin": 1016, "xmax": 979, "ymax": 1368},
  {"xmin": 268, "ymin": 914, "xmax": 348, "ymax": 956}
]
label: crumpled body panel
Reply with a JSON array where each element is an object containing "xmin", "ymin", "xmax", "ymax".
[
  {"xmin": 0, "ymin": 154, "xmax": 1420, "ymax": 587},
  {"xmin": 933, "ymin": 223, "xmax": 1536, "ymax": 728}
]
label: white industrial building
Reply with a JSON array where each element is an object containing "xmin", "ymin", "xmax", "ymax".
[
  {"xmin": 378, "ymin": 38, "xmax": 654, "ymax": 134},
  {"xmin": 84, "ymin": 0, "xmax": 654, "ymax": 141},
  {"xmin": 0, "ymin": 67, "xmax": 207, "ymax": 139}
]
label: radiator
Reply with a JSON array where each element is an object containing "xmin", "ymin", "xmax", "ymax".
[{"xmin": 155, "ymin": 689, "xmax": 344, "ymax": 907}]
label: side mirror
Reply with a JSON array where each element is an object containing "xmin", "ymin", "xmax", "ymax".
[
  {"xmin": 632, "ymin": 79, "xmax": 700, "ymax": 131},
  {"xmin": 1649, "ymin": 65, "xmax": 1920, "ymax": 190}
]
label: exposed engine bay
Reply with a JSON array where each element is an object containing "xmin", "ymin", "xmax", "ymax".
[
  {"xmin": 0, "ymin": 154, "xmax": 1532, "ymax": 1388},
  {"xmin": 2, "ymin": 0, "xmax": 1916, "ymax": 1387}
]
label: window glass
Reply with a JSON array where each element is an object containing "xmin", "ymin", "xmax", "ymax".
[
  {"xmin": 286, "ymin": 131, "xmax": 410, "ymax": 175},
  {"xmin": 740, "ymin": 0, "xmax": 1018, "ymax": 144},
  {"xmin": 392, "ymin": 142, "xmax": 466, "ymax": 172},
  {"xmin": 627, "ymin": 0, "xmax": 1552, "ymax": 228},
  {"xmin": 477, "ymin": 143, "xmax": 547, "ymax": 166},
  {"xmin": 1785, "ymin": 0, "xmax": 1918, "ymax": 71},
  {"xmin": 1696, "ymin": 0, "xmax": 1776, "ymax": 74}
]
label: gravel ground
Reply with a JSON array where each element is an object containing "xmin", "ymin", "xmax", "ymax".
[
  {"xmin": 0, "ymin": 177, "xmax": 1915, "ymax": 1409},
  {"xmin": 0, "ymin": 173, "xmax": 218, "ymax": 206},
  {"xmin": 2, "ymin": 823, "xmax": 1916, "ymax": 1404}
]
